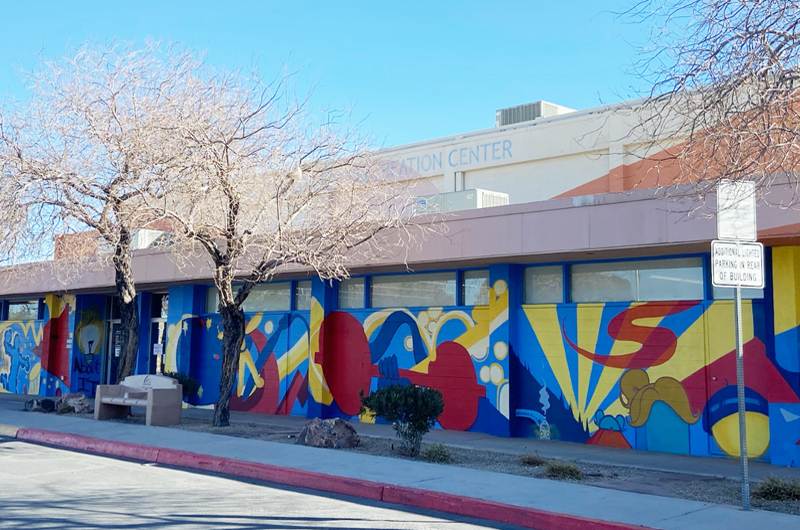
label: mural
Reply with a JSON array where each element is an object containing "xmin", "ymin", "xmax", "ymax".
[
  {"xmin": 310, "ymin": 278, "xmax": 510, "ymax": 433},
  {"xmin": 0, "ymin": 295, "xmax": 72, "ymax": 397},
  {"xmin": 70, "ymin": 304, "xmax": 103, "ymax": 395},
  {"xmin": 194, "ymin": 310, "xmax": 312, "ymax": 416},
  {"xmin": 3, "ymin": 249, "xmax": 799, "ymax": 468},
  {"xmin": 513, "ymin": 297, "xmax": 800, "ymax": 463}
]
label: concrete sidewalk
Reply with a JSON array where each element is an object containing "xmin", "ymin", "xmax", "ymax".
[{"xmin": 1, "ymin": 394, "xmax": 799, "ymax": 530}]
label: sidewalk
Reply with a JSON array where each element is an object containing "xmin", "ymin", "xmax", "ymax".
[{"xmin": 1, "ymin": 392, "xmax": 799, "ymax": 530}]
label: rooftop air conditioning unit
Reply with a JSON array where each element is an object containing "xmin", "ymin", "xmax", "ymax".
[
  {"xmin": 412, "ymin": 189, "xmax": 510, "ymax": 216},
  {"xmin": 495, "ymin": 100, "xmax": 575, "ymax": 127}
]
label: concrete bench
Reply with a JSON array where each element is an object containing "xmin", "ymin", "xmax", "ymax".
[{"xmin": 94, "ymin": 374, "xmax": 183, "ymax": 426}]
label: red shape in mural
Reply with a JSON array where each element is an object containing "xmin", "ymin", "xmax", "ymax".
[
  {"xmin": 681, "ymin": 339, "xmax": 800, "ymax": 414},
  {"xmin": 561, "ymin": 301, "xmax": 700, "ymax": 370},
  {"xmin": 319, "ymin": 311, "xmax": 485, "ymax": 431},
  {"xmin": 39, "ymin": 304, "xmax": 72, "ymax": 387},
  {"xmin": 586, "ymin": 429, "xmax": 632, "ymax": 449},
  {"xmin": 230, "ymin": 352, "xmax": 280, "ymax": 414},
  {"xmin": 278, "ymin": 371, "xmax": 308, "ymax": 414}
]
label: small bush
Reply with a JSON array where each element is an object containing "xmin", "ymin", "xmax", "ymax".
[
  {"xmin": 164, "ymin": 372, "xmax": 200, "ymax": 400},
  {"xmin": 420, "ymin": 443, "xmax": 454, "ymax": 463},
  {"xmin": 520, "ymin": 453, "xmax": 547, "ymax": 467},
  {"xmin": 544, "ymin": 461, "xmax": 583, "ymax": 481},
  {"xmin": 753, "ymin": 476, "xmax": 800, "ymax": 501},
  {"xmin": 360, "ymin": 384, "xmax": 444, "ymax": 456}
]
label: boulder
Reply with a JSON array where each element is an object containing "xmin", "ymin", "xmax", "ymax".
[
  {"xmin": 24, "ymin": 398, "xmax": 56, "ymax": 413},
  {"xmin": 296, "ymin": 418, "xmax": 359, "ymax": 449},
  {"xmin": 56, "ymin": 401, "xmax": 75, "ymax": 414},
  {"xmin": 59, "ymin": 393, "xmax": 92, "ymax": 414}
]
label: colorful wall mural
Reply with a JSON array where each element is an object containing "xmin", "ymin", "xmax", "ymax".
[
  {"xmin": 2, "ymin": 247, "xmax": 799, "ymax": 468},
  {"xmin": 512, "ymin": 295, "xmax": 800, "ymax": 464},
  {"xmin": 193, "ymin": 309, "xmax": 312, "ymax": 416},
  {"xmin": 310, "ymin": 275, "xmax": 510, "ymax": 433},
  {"xmin": 0, "ymin": 295, "xmax": 73, "ymax": 397}
]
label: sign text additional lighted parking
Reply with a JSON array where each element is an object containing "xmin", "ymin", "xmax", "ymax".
[{"xmin": 711, "ymin": 241, "xmax": 764, "ymax": 288}]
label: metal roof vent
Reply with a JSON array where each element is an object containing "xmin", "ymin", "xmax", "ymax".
[{"xmin": 495, "ymin": 100, "xmax": 575, "ymax": 127}]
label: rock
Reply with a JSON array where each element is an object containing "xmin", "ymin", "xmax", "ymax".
[
  {"xmin": 56, "ymin": 401, "xmax": 75, "ymax": 414},
  {"xmin": 296, "ymin": 418, "xmax": 359, "ymax": 449},
  {"xmin": 24, "ymin": 398, "xmax": 56, "ymax": 413},
  {"xmin": 59, "ymin": 393, "xmax": 91, "ymax": 414}
]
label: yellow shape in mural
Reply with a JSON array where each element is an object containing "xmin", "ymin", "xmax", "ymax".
[
  {"xmin": 524, "ymin": 305, "xmax": 578, "ymax": 422},
  {"xmin": 773, "ymin": 246, "xmax": 800, "ymax": 335},
  {"xmin": 712, "ymin": 411, "xmax": 770, "ymax": 458},
  {"xmin": 308, "ymin": 298, "xmax": 333, "ymax": 405}
]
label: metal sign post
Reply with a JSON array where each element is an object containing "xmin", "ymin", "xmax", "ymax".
[{"xmin": 713, "ymin": 180, "xmax": 760, "ymax": 512}]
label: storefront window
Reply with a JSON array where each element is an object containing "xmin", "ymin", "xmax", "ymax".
[
  {"xmin": 371, "ymin": 272, "xmax": 457, "ymax": 308},
  {"xmin": 571, "ymin": 258, "xmax": 704, "ymax": 303}
]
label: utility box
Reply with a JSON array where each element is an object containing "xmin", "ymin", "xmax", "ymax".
[{"xmin": 413, "ymin": 189, "xmax": 510, "ymax": 215}]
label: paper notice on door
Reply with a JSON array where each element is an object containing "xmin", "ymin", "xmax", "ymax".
[{"xmin": 152, "ymin": 343, "xmax": 164, "ymax": 356}]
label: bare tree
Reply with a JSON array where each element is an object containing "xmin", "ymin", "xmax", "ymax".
[
  {"xmin": 155, "ymin": 67, "xmax": 424, "ymax": 426},
  {"xmin": 0, "ymin": 42, "xmax": 196, "ymax": 383},
  {"xmin": 625, "ymin": 0, "xmax": 800, "ymax": 202}
]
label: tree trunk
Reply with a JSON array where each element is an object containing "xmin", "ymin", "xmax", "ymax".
[
  {"xmin": 115, "ymin": 294, "xmax": 140, "ymax": 383},
  {"xmin": 214, "ymin": 301, "xmax": 246, "ymax": 426},
  {"xmin": 113, "ymin": 229, "xmax": 140, "ymax": 384}
]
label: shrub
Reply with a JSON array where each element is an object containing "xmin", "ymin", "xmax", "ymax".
[
  {"xmin": 164, "ymin": 372, "xmax": 200, "ymax": 400},
  {"xmin": 420, "ymin": 443, "xmax": 454, "ymax": 463},
  {"xmin": 544, "ymin": 461, "xmax": 583, "ymax": 481},
  {"xmin": 520, "ymin": 453, "xmax": 547, "ymax": 467},
  {"xmin": 360, "ymin": 384, "xmax": 444, "ymax": 456},
  {"xmin": 753, "ymin": 476, "xmax": 800, "ymax": 501}
]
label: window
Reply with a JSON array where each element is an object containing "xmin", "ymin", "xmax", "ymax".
[
  {"xmin": 570, "ymin": 258, "xmax": 704, "ymax": 303},
  {"xmin": 524, "ymin": 265, "xmax": 563, "ymax": 304},
  {"xmin": 463, "ymin": 270, "xmax": 489, "ymax": 306},
  {"xmin": 338, "ymin": 278, "xmax": 365, "ymax": 309},
  {"xmin": 242, "ymin": 283, "xmax": 291, "ymax": 313},
  {"xmin": 294, "ymin": 281, "xmax": 312, "ymax": 311},
  {"xmin": 205, "ymin": 287, "xmax": 219, "ymax": 313},
  {"xmin": 712, "ymin": 286, "xmax": 764, "ymax": 300},
  {"xmin": 370, "ymin": 272, "xmax": 456, "ymax": 308},
  {"xmin": 151, "ymin": 293, "xmax": 169, "ymax": 319},
  {"xmin": 7, "ymin": 300, "xmax": 40, "ymax": 321}
]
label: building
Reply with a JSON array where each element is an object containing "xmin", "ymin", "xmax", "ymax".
[{"xmin": 1, "ymin": 100, "xmax": 799, "ymax": 467}]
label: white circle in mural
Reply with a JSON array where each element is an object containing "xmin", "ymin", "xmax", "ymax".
[
  {"xmin": 489, "ymin": 363, "xmax": 504, "ymax": 385},
  {"xmin": 427, "ymin": 321, "xmax": 437, "ymax": 333},
  {"xmin": 493, "ymin": 341, "xmax": 508, "ymax": 360},
  {"xmin": 264, "ymin": 321, "xmax": 274, "ymax": 334},
  {"xmin": 498, "ymin": 383, "xmax": 510, "ymax": 418},
  {"xmin": 471, "ymin": 343, "xmax": 490, "ymax": 363},
  {"xmin": 479, "ymin": 366, "xmax": 491, "ymax": 383},
  {"xmin": 493, "ymin": 279, "xmax": 507, "ymax": 295},
  {"xmin": 418, "ymin": 312, "xmax": 429, "ymax": 326},
  {"xmin": 404, "ymin": 335, "xmax": 413, "ymax": 351}
]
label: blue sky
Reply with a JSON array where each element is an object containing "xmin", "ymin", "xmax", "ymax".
[{"xmin": 0, "ymin": 1, "xmax": 650, "ymax": 147}]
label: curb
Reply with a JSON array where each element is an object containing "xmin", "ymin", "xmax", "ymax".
[{"xmin": 6, "ymin": 425, "xmax": 653, "ymax": 530}]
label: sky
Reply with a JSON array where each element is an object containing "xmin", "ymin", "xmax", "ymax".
[{"xmin": 0, "ymin": 1, "xmax": 651, "ymax": 147}]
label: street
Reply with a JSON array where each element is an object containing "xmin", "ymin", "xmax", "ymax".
[{"xmin": 0, "ymin": 437, "xmax": 520, "ymax": 530}]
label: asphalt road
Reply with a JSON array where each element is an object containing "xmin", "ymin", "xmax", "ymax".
[{"xmin": 0, "ymin": 437, "xmax": 522, "ymax": 530}]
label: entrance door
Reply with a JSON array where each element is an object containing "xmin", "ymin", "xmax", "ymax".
[{"xmin": 149, "ymin": 320, "xmax": 167, "ymax": 374}]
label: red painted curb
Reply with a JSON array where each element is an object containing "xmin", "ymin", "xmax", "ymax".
[
  {"xmin": 15, "ymin": 428, "xmax": 160, "ymax": 462},
  {"xmin": 382, "ymin": 485, "xmax": 649, "ymax": 530},
  {"xmin": 155, "ymin": 448, "xmax": 386, "ymax": 501},
  {"xmin": 13, "ymin": 427, "xmax": 654, "ymax": 530}
]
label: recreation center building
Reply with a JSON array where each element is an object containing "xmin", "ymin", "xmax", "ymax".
[{"xmin": 2, "ymin": 100, "xmax": 800, "ymax": 468}]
